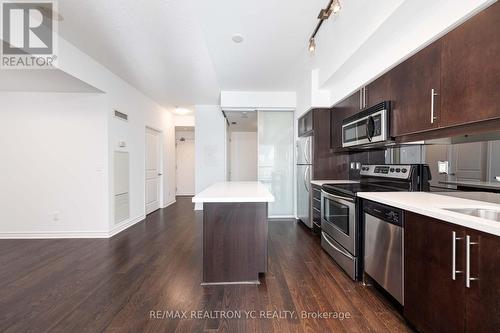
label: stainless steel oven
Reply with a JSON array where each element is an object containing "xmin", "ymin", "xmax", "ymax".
[{"xmin": 321, "ymin": 190, "xmax": 357, "ymax": 279}]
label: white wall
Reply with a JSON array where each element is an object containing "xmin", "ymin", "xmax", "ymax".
[
  {"xmin": 174, "ymin": 114, "xmax": 195, "ymax": 127},
  {"xmin": 0, "ymin": 93, "xmax": 109, "ymax": 238},
  {"xmin": 221, "ymin": 91, "xmax": 296, "ymax": 110},
  {"xmin": 0, "ymin": 33, "xmax": 177, "ymax": 238},
  {"xmin": 194, "ymin": 105, "xmax": 227, "ymax": 210},
  {"xmin": 230, "ymin": 132, "xmax": 258, "ymax": 181},
  {"xmin": 55, "ymin": 34, "xmax": 176, "ymax": 236}
]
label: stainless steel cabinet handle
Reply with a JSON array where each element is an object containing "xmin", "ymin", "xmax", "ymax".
[
  {"xmin": 359, "ymin": 88, "xmax": 363, "ymax": 110},
  {"xmin": 466, "ymin": 235, "xmax": 479, "ymax": 288},
  {"xmin": 452, "ymin": 231, "xmax": 463, "ymax": 280},
  {"xmin": 431, "ymin": 88, "xmax": 438, "ymax": 124},
  {"xmin": 363, "ymin": 86, "xmax": 367, "ymax": 108}
]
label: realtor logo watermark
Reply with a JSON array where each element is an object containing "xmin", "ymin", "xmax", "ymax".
[{"xmin": 1, "ymin": 0, "xmax": 58, "ymax": 69}]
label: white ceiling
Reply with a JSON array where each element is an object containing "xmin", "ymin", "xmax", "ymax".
[
  {"xmin": 56, "ymin": 0, "xmax": 326, "ymax": 107},
  {"xmin": 57, "ymin": 0, "xmax": 220, "ymax": 106},
  {"xmin": 194, "ymin": 0, "xmax": 326, "ymax": 91}
]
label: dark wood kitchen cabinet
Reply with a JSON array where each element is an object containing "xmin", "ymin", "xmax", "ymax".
[
  {"xmin": 463, "ymin": 229, "xmax": 500, "ymax": 333},
  {"xmin": 331, "ymin": 91, "xmax": 360, "ymax": 150},
  {"xmin": 298, "ymin": 110, "xmax": 314, "ymax": 137},
  {"xmin": 313, "ymin": 108, "xmax": 349, "ymax": 179},
  {"xmin": 365, "ymin": 72, "xmax": 392, "ymax": 108},
  {"xmin": 391, "ymin": 40, "xmax": 442, "ymax": 137},
  {"xmin": 440, "ymin": 2, "xmax": 500, "ymax": 128},
  {"xmin": 405, "ymin": 213, "xmax": 465, "ymax": 333},
  {"xmin": 405, "ymin": 212, "xmax": 500, "ymax": 333}
]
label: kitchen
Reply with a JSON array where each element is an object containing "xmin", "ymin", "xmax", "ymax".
[
  {"xmin": 1, "ymin": 0, "xmax": 499, "ymax": 332},
  {"xmin": 294, "ymin": 2, "xmax": 500, "ymax": 332}
]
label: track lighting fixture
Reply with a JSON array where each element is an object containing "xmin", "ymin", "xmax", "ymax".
[
  {"xmin": 309, "ymin": 38, "xmax": 316, "ymax": 53},
  {"xmin": 308, "ymin": 0, "xmax": 341, "ymax": 53}
]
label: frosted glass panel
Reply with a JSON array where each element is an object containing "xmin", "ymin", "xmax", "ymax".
[{"xmin": 258, "ymin": 111, "xmax": 294, "ymax": 217}]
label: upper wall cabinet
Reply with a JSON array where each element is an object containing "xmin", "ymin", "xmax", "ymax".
[
  {"xmin": 391, "ymin": 40, "xmax": 442, "ymax": 137},
  {"xmin": 365, "ymin": 72, "xmax": 392, "ymax": 108},
  {"xmin": 440, "ymin": 2, "xmax": 500, "ymax": 127},
  {"xmin": 298, "ymin": 110, "xmax": 314, "ymax": 137},
  {"xmin": 331, "ymin": 91, "xmax": 361, "ymax": 150}
]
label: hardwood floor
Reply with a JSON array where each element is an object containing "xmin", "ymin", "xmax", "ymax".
[{"xmin": 0, "ymin": 197, "xmax": 413, "ymax": 332}]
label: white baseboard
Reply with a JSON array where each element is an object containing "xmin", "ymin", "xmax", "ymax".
[
  {"xmin": 268, "ymin": 215, "xmax": 295, "ymax": 219},
  {"xmin": 109, "ymin": 214, "xmax": 146, "ymax": 238},
  {"xmin": 0, "ymin": 214, "xmax": 146, "ymax": 239},
  {"xmin": 162, "ymin": 199, "xmax": 176, "ymax": 208},
  {"xmin": 0, "ymin": 230, "xmax": 110, "ymax": 239},
  {"xmin": 194, "ymin": 203, "xmax": 203, "ymax": 211}
]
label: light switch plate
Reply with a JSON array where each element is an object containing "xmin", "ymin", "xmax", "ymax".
[{"xmin": 350, "ymin": 162, "xmax": 355, "ymax": 170}]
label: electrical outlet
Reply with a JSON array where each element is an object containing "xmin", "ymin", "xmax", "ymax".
[{"xmin": 53, "ymin": 211, "xmax": 60, "ymax": 222}]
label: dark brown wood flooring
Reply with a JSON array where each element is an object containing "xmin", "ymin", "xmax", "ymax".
[{"xmin": 0, "ymin": 197, "xmax": 413, "ymax": 332}]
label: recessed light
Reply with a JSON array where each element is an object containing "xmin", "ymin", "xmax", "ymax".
[{"xmin": 232, "ymin": 34, "xmax": 244, "ymax": 43}]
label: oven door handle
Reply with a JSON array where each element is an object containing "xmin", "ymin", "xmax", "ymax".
[
  {"xmin": 322, "ymin": 232, "xmax": 354, "ymax": 259},
  {"xmin": 321, "ymin": 190, "xmax": 355, "ymax": 203}
]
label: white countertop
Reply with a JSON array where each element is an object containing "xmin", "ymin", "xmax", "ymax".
[
  {"xmin": 192, "ymin": 182, "xmax": 275, "ymax": 203},
  {"xmin": 440, "ymin": 180, "xmax": 500, "ymax": 190},
  {"xmin": 311, "ymin": 180, "xmax": 359, "ymax": 186},
  {"xmin": 357, "ymin": 192, "xmax": 500, "ymax": 236}
]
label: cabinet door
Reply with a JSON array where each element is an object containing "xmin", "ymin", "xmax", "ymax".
[
  {"xmin": 441, "ymin": 2, "xmax": 500, "ymax": 127},
  {"xmin": 299, "ymin": 111, "xmax": 314, "ymax": 137},
  {"xmin": 365, "ymin": 72, "xmax": 392, "ymax": 108},
  {"xmin": 331, "ymin": 91, "xmax": 361, "ymax": 149},
  {"xmin": 464, "ymin": 229, "xmax": 500, "ymax": 333},
  {"xmin": 391, "ymin": 40, "xmax": 442, "ymax": 136},
  {"xmin": 404, "ymin": 212, "xmax": 465, "ymax": 333}
]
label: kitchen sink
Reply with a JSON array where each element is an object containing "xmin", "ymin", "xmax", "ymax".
[{"xmin": 444, "ymin": 208, "xmax": 500, "ymax": 222}]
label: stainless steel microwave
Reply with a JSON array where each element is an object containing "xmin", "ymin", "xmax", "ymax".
[{"xmin": 342, "ymin": 101, "xmax": 391, "ymax": 148}]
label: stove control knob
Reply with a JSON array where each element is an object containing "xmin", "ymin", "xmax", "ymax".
[
  {"xmin": 402, "ymin": 168, "xmax": 408, "ymax": 173},
  {"xmin": 390, "ymin": 168, "xmax": 395, "ymax": 172},
  {"xmin": 396, "ymin": 168, "xmax": 401, "ymax": 173}
]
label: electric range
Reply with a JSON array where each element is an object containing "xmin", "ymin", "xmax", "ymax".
[{"xmin": 320, "ymin": 164, "xmax": 431, "ymax": 280}]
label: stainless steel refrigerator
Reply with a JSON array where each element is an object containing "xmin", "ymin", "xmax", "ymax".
[{"xmin": 297, "ymin": 136, "xmax": 313, "ymax": 228}]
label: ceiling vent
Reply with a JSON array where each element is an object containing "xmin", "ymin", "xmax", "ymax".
[{"xmin": 114, "ymin": 110, "xmax": 128, "ymax": 121}]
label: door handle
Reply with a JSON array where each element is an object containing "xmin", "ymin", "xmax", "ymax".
[
  {"xmin": 466, "ymin": 235, "xmax": 479, "ymax": 288},
  {"xmin": 452, "ymin": 231, "xmax": 463, "ymax": 280},
  {"xmin": 158, "ymin": 173, "xmax": 163, "ymax": 176},
  {"xmin": 431, "ymin": 89, "xmax": 438, "ymax": 124},
  {"xmin": 303, "ymin": 166, "xmax": 310, "ymax": 192}
]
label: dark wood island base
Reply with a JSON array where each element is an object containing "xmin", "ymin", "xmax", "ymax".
[{"xmin": 202, "ymin": 202, "xmax": 268, "ymax": 285}]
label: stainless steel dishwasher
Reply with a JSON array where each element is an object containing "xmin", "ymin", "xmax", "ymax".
[{"xmin": 363, "ymin": 200, "xmax": 404, "ymax": 305}]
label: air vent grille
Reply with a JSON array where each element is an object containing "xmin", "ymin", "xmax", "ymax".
[{"xmin": 114, "ymin": 110, "xmax": 128, "ymax": 121}]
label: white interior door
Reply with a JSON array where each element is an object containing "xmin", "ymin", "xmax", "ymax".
[
  {"xmin": 176, "ymin": 138, "xmax": 195, "ymax": 195},
  {"xmin": 230, "ymin": 132, "xmax": 258, "ymax": 181},
  {"xmin": 145, "ymin": 128, "xmax": 162, "ymax": 214}
]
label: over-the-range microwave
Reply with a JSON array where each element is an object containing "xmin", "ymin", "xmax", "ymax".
[{"xmin": 342, "ymin": 101, "xmax": 391, "ymax": 148}]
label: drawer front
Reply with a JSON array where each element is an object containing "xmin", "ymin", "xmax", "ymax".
[{"xmin": 313, "ymin": 187, "xmax": 321, "ymax": 200}]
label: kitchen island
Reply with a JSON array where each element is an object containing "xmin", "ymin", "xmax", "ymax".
[{"xmin": 192, "ymin": 182, "xmax": 275, "ymax": 285}]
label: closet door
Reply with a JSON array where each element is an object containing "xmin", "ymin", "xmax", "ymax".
[{"xmin": 258, "ymin": 111, "xmax": 294, "ymax": 217}]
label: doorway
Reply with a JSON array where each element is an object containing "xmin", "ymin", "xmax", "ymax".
[
  {"xmin": 175, "ymin": 127, "xmax": 195, "ymax": 196},
  {"xmin": 225, "ymin": 111, "xmax": 258, "ymax": 181},
  {"xmin": 145, "ymin": 127, "xmax": 163, "ymax": 215}
]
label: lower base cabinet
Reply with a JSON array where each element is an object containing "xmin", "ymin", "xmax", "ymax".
[{"xmin": 404, "ymin": 212, "xmax": 500, "ymax": 333}]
